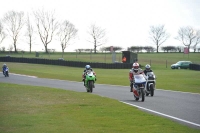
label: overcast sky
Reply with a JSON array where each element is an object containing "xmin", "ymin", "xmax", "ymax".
[{"xmin": 0, "ymin": 0, "xmax": 200, "ymax": 52}]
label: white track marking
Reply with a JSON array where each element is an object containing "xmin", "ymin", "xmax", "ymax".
[{"xmin": 121, "ymin": 101, "xmax": 200, "ymax": 127}]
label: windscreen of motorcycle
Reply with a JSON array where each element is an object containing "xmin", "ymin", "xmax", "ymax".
[
  {"xmin": 134, "ymin": 74, "xmax": 146, "ymax": 83},
  {"xmin": 87, "ymin": 71, "xmax": 94, "ymax": 76}
]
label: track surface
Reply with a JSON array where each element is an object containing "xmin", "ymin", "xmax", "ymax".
[{"xmin": 0, "ymin": 73, "xmax": 200, "ymax": 129}]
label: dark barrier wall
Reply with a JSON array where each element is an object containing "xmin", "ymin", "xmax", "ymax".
[
  {"xmin": 189, "ymin": 64, "xmax": 200, "ymax": 71},
  {"xmin": 0, "ymin": 57, "xmax": 133, "ymax": 69},
  {"xmin": 1, "ymin": 57, "xmax": 199, "ymax": 70}
]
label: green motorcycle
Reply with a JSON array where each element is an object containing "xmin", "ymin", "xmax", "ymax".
[{"xmin": 85, "ymin": 70, "xmax": 96, "ymax": 93}]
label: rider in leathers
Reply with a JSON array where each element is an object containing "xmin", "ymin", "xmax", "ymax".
[
  {"xmin": 129, "ymin": 62, "xmax": 146, "ymax": 96},
  {"xmin": 143, "ymin": 64, "xmax": 153, "ymax": 76},
  {"xmin": 82, "ymin": 65, "xmax": 96, "ymax": 86},
  {"xmin": 2, "ymin": 63, "xmax": 8, "ymax": 74}
]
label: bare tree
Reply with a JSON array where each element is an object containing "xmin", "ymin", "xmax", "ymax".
[
  {"xmin": 57, "ymin": 20, "xmax": 78, "ymax": 57},
  {"xmin": 193, "ymin": 30, "xmax": 200, "ymax": 52},
  {"xmin": 25, "ymin": 13, "xmax": 34, "ymax": 53},
  {"xmin": 88, "ymin": 24, "xmax": 107, "ymax": 53},
  {"xmin": 8, "ymin": 44, "xmax": 13, "ymax": 52},
  {"xmin": 99, "ymin": 46, "xmax": 106, "ymax": 53},
  {"xmin": 149, "ymin": 25, "xmax": 170, "ymax": 53},
  {"xmin": 3, "ymin": 11, "xmax": 24, "ymax": 53},
  {"xmin": 0, "ymin": 21, "xmax": 6, "ymax": 45},
  {"xmin": 34, "ymin": 9, "xmax": 58, "ymax": 53},
  {"xmin": 175, "ymin": 26, "xmax": 198, "ymax": 52}
]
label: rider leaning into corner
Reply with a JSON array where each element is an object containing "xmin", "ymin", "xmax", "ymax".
[
  {"xmin": 129, "ymin": 62, "xmax": 146, "ymax": 95},
  {"xmin": 2, "ymin": 63, "xmax": 8, "ymax": 73},
  {"xmin": 82, "ymin": 65, "xmax": 97, "ymax": 86}
]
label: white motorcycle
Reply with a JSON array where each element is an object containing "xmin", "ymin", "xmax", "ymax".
[
  {"xmin": 133, "ymin": 74, "xmax": 146, "ymax": 102},
  {"xmin": 145, "ymin": 72, "xmax": 156, "ymax": 96}
]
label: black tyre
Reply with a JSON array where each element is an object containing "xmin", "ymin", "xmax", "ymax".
[
  {"xmin": 141, "ymin": 89, "xmax": 145, "ymax": 102},
  {"xmin": 88, "ymin": 81, "xmax": 93, "ymax": 93},
  {"xmin": 6, "ymin": 72, "xmax": 9, "ymax": 77},
  {"xmin": 150, "ymin": 84, "xmax": 154, "ymax": 96}
]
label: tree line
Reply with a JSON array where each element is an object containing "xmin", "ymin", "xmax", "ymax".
[
  {"xmin": 0, "ymin": 9, "xmax": 106, "ymax": 57},
  {"xmin": 0, "ymin": 10, "xmax": 200, "ymax": 54}
]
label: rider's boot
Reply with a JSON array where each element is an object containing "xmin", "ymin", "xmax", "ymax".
[
  {"xmin": 130, "ymin": 82, "xmax": 133, "ymax": 92},
  {"xmin": 83, "ymin": 79, "xmax": 85, "ymax": 86},
  {"xmin": 133, "ymin": 88, "xmax": 139, "ymax": 97}
]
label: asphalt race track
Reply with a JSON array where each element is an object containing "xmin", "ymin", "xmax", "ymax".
[{"xmin": 0, "ymin": 73, "xmax": 200, "ymax": 129}]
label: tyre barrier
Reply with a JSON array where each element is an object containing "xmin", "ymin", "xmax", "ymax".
[
  {"xmin": 0, "ymin": 57, "xmax": 133, "ymax": 69},
  {"xmin": 189, "ymin": 64, "xmax": 200, "ymax": 71}
]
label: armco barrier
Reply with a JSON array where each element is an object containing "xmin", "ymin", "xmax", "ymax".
[
  {"xmin": 189, "ymin": 64, "xmax": 200, "ymax": 71},
  {"xmin": 0, "ymin": 57, "xmax": 132, "ymax": 69}
]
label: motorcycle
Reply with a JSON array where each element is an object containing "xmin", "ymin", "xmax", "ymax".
[
  {"xmin": 132, "ymin": 74, "xmax": 146, "ymax": 102},
  {"xmin": 145, "ymin": 72, "xmax": 156, "ymax": 96},
  {"xmin": 84, "ymin": 70, "xmax": 96, "ymax": 93},
  {"xmin": 3, "ymin": 67, "xmax": 9, "ymax": 77}
]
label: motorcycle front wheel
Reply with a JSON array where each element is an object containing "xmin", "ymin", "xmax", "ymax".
[
  {"xmin": 150, "ymin": 84, "xmax": 154, "ymax": 96},
  {"xmin": 88, "ymin": 81, "xmax": 94, "ymax": 93}
]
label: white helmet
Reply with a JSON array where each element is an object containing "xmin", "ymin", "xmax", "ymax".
[
  {"xmin": 85, "ymin": 65, "xmax": 91, "ymax": 70},
  {"xmin": 145, "ymin": 64, "xmax": 151, "ymax": 71},
  {"xmin": 132, "ymin": 62, "xmax": 139, "ymax": 70}
]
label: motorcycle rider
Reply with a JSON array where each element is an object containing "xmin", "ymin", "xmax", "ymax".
[
  {"xmin": 143, "ymin": 64, "xmax": 156, "ymax": 90},
  {"xmin": 82, "ymin": 65, "xmax": 96, "ymax": 86},
  {"xmin": 129, "ymin": 62, "xmax": 146, "ymax": 95},
  {"xmin": 2, "ymin": 63, "xmax": 8, "ymax": 74},
  {"xmin": 143, "ymin": 64, "xmax": 153, "ymax": 76}
]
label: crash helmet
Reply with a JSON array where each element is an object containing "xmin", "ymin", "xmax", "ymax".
[
  {"xmin": 132, "ymin": 62, "xmax": 139, "ymax": 72},
  {"xmin": 145, "ymin": 64, "xmax": 151, "ymax": 71},
  {"xmin": 3, "ymin": 63, "xmax": 6, "ymax": 67},
  {"xmin": 85, "ymin": 65, "xmax": 91, "ymax": 70}
]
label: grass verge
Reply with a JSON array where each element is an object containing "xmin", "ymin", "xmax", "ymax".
[{"xmin": 0, "ymin": 83, "xmax": 199, "ymax": 133}]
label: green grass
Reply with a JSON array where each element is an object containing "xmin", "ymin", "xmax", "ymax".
[
  {"xmin": 0, "ymin": 53, "xmax": 200, "ymax": 132},
  {"xmin": 0, "ymin": 83, "xmax": 199, "ymax": 133},
  {"xmin": 1, "ymin": 62, "xmax": 200, "ymax": 94}
]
